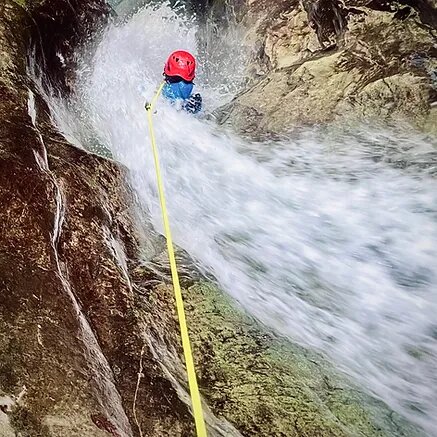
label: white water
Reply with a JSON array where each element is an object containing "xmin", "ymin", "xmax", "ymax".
[{"xmin": 48, "ymin": 4, "xmax": 437, "ymax": 435}]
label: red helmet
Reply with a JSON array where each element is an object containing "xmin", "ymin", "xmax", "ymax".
[{"xmin": 164, "ymin": 50, "xmax": 196, "ymax": 82}]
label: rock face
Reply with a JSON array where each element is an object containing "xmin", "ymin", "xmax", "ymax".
[
  {"xmin": 1, "ymin": 2, "xmax": 195, "ymax": 435},
  {"xmin": 0, "ymin": 0, "xmax": 429, "ymax": 436},
  {"xmin": 214, "ymin": 0, "xmax": 437, "ymax": 136},
  {"xmin": 139, "ymin": 279, "xmax": 422, "ymax": 437}
]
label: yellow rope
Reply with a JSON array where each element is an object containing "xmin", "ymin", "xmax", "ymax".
[{"xmin": 145, "ymin": 83, "xmax": 208, "ymax": 437}]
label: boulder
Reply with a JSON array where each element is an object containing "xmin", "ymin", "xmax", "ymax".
[{"xmin": 214, "ymin": 0, "xmax": 437, "ymax": 136}]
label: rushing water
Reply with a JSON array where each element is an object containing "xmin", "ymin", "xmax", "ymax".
[{"xmin": 46, "ymin": 3, "xmax": 437, "ymax": 435}]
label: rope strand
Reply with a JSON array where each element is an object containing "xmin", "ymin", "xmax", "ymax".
[{"xmin": 145, "ymin": 84, "xmax": 207, "ymax": 437}]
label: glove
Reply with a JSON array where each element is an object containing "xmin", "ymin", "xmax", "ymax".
[{"xmin": 183, "ymin": 93, "xmax": 202, "ymax": 114}]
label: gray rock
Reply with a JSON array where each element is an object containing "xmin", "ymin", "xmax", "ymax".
[{"xmin": 213, "ymin": 0, "xmax": 437, "ymax": 136}]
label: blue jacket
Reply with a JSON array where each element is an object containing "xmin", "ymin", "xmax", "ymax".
[{"xmin": 162, "ymin": 81, "xmax": 202, "ymax": 114}]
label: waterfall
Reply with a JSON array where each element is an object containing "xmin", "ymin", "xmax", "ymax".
[{"xmin": 45, "ymin": 3, "xmax": 437, "ymax": 434}]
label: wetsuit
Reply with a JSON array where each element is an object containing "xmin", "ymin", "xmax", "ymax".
[{"xmin": 162, "ymin": 79, "xmax": 202, "ymax": 114}]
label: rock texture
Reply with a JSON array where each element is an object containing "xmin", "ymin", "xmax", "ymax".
[
  {"xmin": 137, "ymin": 276, "xmax": 422, "ymax": 437},
  {"xmin": 29, "ymin": 0, "xmax": 111, "ymax": 92},
  {"xmin": 214, "ymin": 0, "xmax": 437, "ymax": 136},
  {"xmin": 1, "ymin": 1, "xmax": 195, "ymax": 435},
  {"xmin": 0, "ymin": 0, "xmax": 428, "ymax": 436}
]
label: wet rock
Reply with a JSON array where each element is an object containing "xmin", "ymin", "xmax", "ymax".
[
  {"xmin": 132, "ymin": 273, "xmax": 423, "ymax": 437},
  {"xmin": 0, "ymin": 0, "xmax": 429, "ymax": 436},
  {"xmin": 213, "ymin": 0, "xmax": 437, "ymax": 136},
  {"xmin": 27, "ymin": 0, "xmax": 110, "ymax": 92},
  {"xmin": 1, "ymin": 1, "xmax": 194, "ymax": 436}
]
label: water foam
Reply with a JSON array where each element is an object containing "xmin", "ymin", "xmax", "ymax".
[{"xmin": 47, "ymin": 4, "xmax": 437, "ymax": 434}]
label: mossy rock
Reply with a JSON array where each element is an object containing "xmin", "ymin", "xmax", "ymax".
[{"xmin": 138, "ymin": 267, "xmax": 423, "ymax": 437}]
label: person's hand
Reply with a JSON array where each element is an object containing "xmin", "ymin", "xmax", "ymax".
[{"xmin": 184, "ymin": 93, "xmax": 202, "ymax": 114}]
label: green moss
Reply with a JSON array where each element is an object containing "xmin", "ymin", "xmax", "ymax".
[
  {"xmin": 11, "ymin": 0, "xmax": 26, "ymax": 8},
  {"xmin": 10, "ymin": 405, "xmax": 51, "ymax": 437},
  {"xmin": 86, "ymin": 140, "xmax": 113, "ymax": 159},
  {"xmin": 181, "ymin": 282, "xmax": 423, "ymax": 437}
]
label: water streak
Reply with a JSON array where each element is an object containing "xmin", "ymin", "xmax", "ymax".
[{"xmin": 47, "ymin": 4, "xmax": 437, "ymax": 434}]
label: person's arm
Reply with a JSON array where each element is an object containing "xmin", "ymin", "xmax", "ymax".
[{"xmin": 183, "ymin": 93, "xmax": 202, "ymax": 114}]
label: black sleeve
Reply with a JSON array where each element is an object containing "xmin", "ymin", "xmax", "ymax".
[{"xmin": 184, "ymin": 93, "xmax": 202, "ymax": 114}]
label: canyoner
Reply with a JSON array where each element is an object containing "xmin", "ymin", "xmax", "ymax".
[{"xmin": 161, "ymin": 50, "xmax": 202, "ymax": 114}]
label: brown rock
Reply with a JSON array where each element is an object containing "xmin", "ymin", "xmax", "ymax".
[
  {"xmin": 0, "ymin": 1, "xmax": 195, "ymax": 435},
  {"xmin": 214, "ymin": 0, "xmax": 437, "ymax": 136}
]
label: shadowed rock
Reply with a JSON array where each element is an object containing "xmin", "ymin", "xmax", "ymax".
[{"xmin": 1, "ymin": 1, "xmax": 194, "ymax": 435}]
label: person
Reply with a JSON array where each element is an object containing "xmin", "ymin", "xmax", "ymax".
[{"xmin": 162, "ymin": 50, "xmax": 202, "ymax": 114}]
